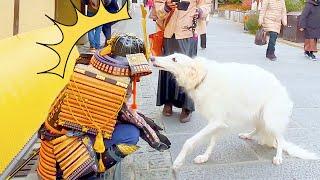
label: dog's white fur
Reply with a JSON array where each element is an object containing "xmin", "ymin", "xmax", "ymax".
[{"xmin": 153, "ymin": 53, "xmax": 318, "ymax": 170}]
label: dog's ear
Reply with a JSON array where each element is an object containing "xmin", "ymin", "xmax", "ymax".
[
  {"xmin": 186, "ymin": 66, "xmax": 200, "ymax": 89},
  {"xmin": 188, "ymin": 66, "xmax": 197, "ymax": 77},
  {"xmin": 185, "ymin": 61, "xmax": 206, "ymax": 90}
]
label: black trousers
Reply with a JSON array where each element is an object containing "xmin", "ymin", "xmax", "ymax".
[{"xmin": 200, "ymin": 34, "xmax": 207, "ymax": 49}]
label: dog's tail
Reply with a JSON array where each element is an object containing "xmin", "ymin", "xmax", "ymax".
[
  {"xmin": 283, "ymin": 140, "xmax": 319, "ymax": 160},
  {"xmin": 258, "ymin": 133, "xmax": 318, "ymax": 160}
]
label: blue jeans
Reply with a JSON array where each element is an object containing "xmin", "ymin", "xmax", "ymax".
[
  {"xmin": 267, "ymin": 31, "xmax": 278, "ymax": 53},
  {"xmin": 87, "ymin": 11, "xmax": 102, "ymax": 49},
  {"xmin": 87, "ymin": 123, "xmax": 140, "ymax": 148},
  {"xmin": 102, "ymin": 24, "xmax": 112, "ymax": 43},
  {"xmin": 103, "ymin": 123, "xmax": 140, "ymax": 148}
]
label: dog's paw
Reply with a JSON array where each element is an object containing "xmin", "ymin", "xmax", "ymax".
[
  {"xmin": 194, "ymin": 154, "xmax": 209, "ymax": 164},
  {"xmin": 272, "ymin": 156, "xmax": 283, "ymax": 165},
  {"xmin": 172, "ymin": 161, "xmax": 183, "ymax": 171},
  {"xmin": 238, "ymin": 133, "xmax": 253, "ymax": 140}
]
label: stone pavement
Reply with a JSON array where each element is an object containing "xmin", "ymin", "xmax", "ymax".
[
  {"xmin": 13, "ymin": 5, "xmax": 320, "ymax": 179},
  {"xmin": 119, "ymin": 11, "xmax": 320, "ymax": 180}
]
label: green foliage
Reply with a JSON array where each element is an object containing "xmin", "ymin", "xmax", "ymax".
[
  {"xmin": 245, "ymin": 14, "xmax": 260, "ymax": 34},
  {"xmin": 219, "ymin": 0, "xmax": 243, "ymax": 4},
  {"xmin": 285, "ymin": 0, "xmax": 305, "ymax": 12},
  {"xmin": 228, "ymin": 0, "xmax": 243, "ymax": 4}
]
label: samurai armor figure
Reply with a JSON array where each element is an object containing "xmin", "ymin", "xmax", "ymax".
[{"xmin": 37, "ymin": 34, "xmax": 170, "ymax": 180}]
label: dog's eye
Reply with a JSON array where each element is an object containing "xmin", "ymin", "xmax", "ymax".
[{"xmin": 172, "ymin": 58, "xmax": 177, "ymax": 62}]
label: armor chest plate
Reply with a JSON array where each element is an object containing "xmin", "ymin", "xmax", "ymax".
[{"xmin": 45, "ymin": 64, "xmax": 130, "ymax": 139}]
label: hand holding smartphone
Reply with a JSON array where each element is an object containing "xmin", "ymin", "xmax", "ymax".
[
  {"xmin": 166, "ymin": 0, "xmax": 178, "ymax": 10},
  {"xmin": 177, "ymin": 1, "xmax": 190, "ymax": 11},
  {"xmin": 170, "ymin": 0, "xmax": 190, "ymax": 11}
]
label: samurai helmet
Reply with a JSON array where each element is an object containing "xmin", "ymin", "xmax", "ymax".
[
  {"xmin": 90, "ymin": 33, "xmax": 151, "ymax": 77},
  {"xmin": 109, "ymin": 33, "xmax": 145, "ymax": 57}
]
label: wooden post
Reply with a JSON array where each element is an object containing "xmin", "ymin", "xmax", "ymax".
[
  {"xmin": 215, "ymin": 0, "xmax": 218, "ymax": 10},
  {"xmin": 80, "ymin": 0, "xmax": 86, "ymax": 14},
  {"xmin": 13, "ymin": 0, "xmax": 20, "ymax": 35},
  {"xmin": 140, "ymin": 4, "xmax": 150, "ymax": 59}
]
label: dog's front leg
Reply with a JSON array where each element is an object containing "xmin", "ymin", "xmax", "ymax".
[
  {"xmin": 194, "ymin": 133, "xmax": 219, "ymax": 164},
  {"xmin": 173, "ymin": 122, "xmax": 225, "ymax": 171}
]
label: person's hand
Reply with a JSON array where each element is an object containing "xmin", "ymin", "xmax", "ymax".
[
  {"xmin": 258, "ymin": 19, "xmax": 263, "ymax": 26},
  {"xmin": 89, "ymin": 0, "xmax": 99, "ymax": 10},
  {"xmin": 128, "ymin": 106, "xmax": 143, "ymax": 121},
  {"xmin": 299, "ymin": 28, "xmax": 304, "ymax": 31},
  {"xmin": 137, "ymin": 112, "xmax": 171, "ymax": 151},
  {"xmin": 189, "ymin": 8, "xmax": 201, "ymax": 20},
  {"xmin": 195, "ymin": 8, "xmax": 203, "ymax": 19},
  {"xmin": 165, "ymin": 0, "xmax": 177, "ymax": 12}
]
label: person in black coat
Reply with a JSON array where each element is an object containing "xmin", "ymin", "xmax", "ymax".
[{"xmin": 299, "ymin": 0, "xmax": 320, "ymax": 60}]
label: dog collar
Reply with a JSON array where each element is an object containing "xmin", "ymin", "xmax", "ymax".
[{"xmin": 194, "ymin": 72, "xmax": 207, "ymax": 90}]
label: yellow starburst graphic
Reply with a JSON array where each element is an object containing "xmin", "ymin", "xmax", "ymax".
[
  {"xmin": 0, "ymin": 0, "xmax": 130, "ymax": 176},
  {"xmin": 38, "ymin": 0, "xmax": 131, "ymax": 78}
]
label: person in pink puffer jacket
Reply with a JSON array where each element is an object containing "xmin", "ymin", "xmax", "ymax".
[{"xmin": 259, "ymin": 0, "xmax": 287, "ymax": 61}]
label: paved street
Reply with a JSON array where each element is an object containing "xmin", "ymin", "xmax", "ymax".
[
  {"xmin": 121, "ymin": 8, "xmax": 320, "ymax": 180},
  {"xmin": 14, "ymin": 5, "xmax": 320, "ymax": 180}
]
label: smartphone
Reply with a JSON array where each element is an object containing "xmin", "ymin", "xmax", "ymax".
[
  {"xmin": 172, "ymin": 0, "xmax": 181, "ymax": 3},
  {"xmin": 177, "ymin": 1, "xmax": 190, "ymax": 11}
]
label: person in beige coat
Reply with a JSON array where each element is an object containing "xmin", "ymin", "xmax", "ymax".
[
  {"xmin": 154, "ymin": 0, "xmax": 210, "ymax": 123},
  {"xmin": 196, "ymin": 0, "xmax": 211, "ymax": 49},
  {"xmin": 259, "ymin": 0, "xmax": 287, "ymax": 61}
]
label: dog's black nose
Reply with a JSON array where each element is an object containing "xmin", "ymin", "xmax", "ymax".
[{"xmin": 150, "ymin": 56, "xmax": 155, "ymax": 62}]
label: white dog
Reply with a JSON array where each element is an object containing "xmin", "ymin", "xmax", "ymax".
[{"xmin": 152, "ymin": 53, "xmax": 318, "ymax": 170}]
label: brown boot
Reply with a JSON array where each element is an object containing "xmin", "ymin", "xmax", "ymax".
[
  {"xmin": 162, "ymin": 104, "xmax": 173, "ymax": 116},
  {"xmin": 179, "ymin": 109, "xmax": 192, "ymax": 123}
]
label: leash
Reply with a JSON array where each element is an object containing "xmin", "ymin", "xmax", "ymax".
[{"xmin": 194, "ymin": 72, "xmax": 207, "ymax": 90}]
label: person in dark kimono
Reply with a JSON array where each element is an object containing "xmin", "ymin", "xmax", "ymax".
[
  {"xmin": 299, "ymin": 0, "xmax": 320, "ymax": 60},
  {"xmin": 154, "ymin": 0, "xmax": 210, "ymax": 123}
]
